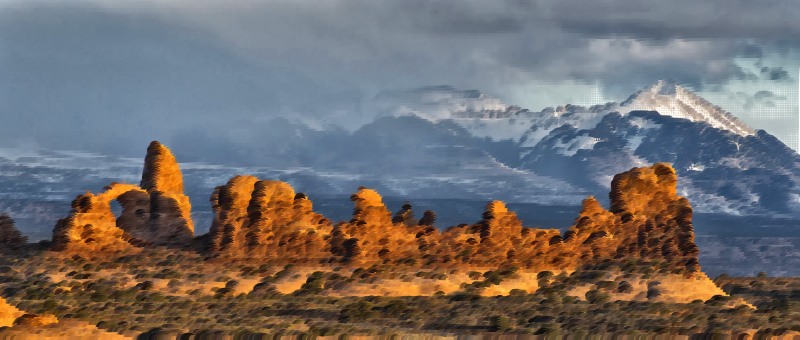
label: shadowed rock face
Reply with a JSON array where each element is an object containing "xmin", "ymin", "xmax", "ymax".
[{"xmin": 0, "ymin": 213, "xmax": 27, "ymax": 246}]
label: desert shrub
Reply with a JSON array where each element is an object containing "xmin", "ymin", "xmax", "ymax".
[
  {"xmin": 509, "ymin": 289, "xmax": 527, "ymax": 296},
  {"xmin": 585, "ymin": 289, "xmax": 610, "ymax": 304},
  {"xmin": 339, "ymin": 301, "xmax": 377, "ymax": 322},
  {"xmin": 561, "ymin": 296, "xmax": 577, "ymax": 304},
  {"xmin": 617, "ymin": 281, "xmax": 634, "ymax": 294},
  {"xmin": 90, "ymin": 291, "xmax": 108, "ymax": 303},
  {"xmin": 537, "ymin": 271, "xmax": 554, "ymax": 280},
  {"xmin": 489, "ymin": 315, "xmax": 511, "ymax": 332},
  {"xmin": 534, "ymin": 324, "xmax": 560, "ymax": 335},
  {"xmin": 380, "ymin": 300, "xmax": 410, "ymax": 317}
]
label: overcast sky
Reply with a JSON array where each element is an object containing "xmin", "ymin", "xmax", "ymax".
[{"xmin": 2, "ymin": 0, "xmax": 800, "ymax": 157}]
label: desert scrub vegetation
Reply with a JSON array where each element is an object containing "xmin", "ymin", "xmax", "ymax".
[{"xmin": 0, "ymin": 253, "xmax": 796, "ymax": 338}]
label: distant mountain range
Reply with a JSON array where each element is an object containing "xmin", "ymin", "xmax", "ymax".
[{"xmin": 3, "ymin": 79, "xmax": 800, "ymax": 217}]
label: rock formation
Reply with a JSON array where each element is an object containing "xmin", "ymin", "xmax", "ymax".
[
  {"xmin": 570, "ymin": 162, "xmax": 701, "ymax": 273},
  {"xmin": 403, "ymin": 163, "xmax": 700, "ymax": 272},
  {"xmin": 334, "ymin": 188, "xmax": 420, "ymax": 264},
  {"xmin": 46, "ymin": 139, "xmax": 699, "ymax": 275},
  {"xmin": 433, "ymin": 200, "xmax": 563, "ymax": 269},
  {"xmin": 51, "ymin": 141, "xmax": 193, "ymax": 252},
  {"xmin": 0, "ymin": 214, "xmax": 27, "ymax": 246},
  {"xmin": 139, "ymin": 141, "xmax": 194, "ymax": 238},
  {"xmin": 206, "ymin": 176, "xmax": 333, "ymax": 262}
]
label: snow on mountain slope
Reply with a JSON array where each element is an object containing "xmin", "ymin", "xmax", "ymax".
[
  {"xmin": 618, "ymin": 79, "xmax": 756, "ymax": 136},
  {"xmin": 377, "ymin": 80, "xmax": 758, "ymax": 149},
  {"xmin": 376, "ymin": 87, "xmax": 612, "ymax": 144}
]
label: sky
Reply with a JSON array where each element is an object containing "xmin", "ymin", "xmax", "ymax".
[{"xmin": 2, "ymin": 0, "xmax": 800, "ymax": 158}]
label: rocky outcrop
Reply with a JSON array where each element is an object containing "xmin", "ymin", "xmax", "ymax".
[
  {"xmin": 51, "ymin": 141, "xmax": 193, "ymax": 252},
  {"xmin": 206, "ymin": 176, "xmax": 333, "ymax": 262},
  {"xmin": 332, "ymin": 188, "xmax": 419, "ymax": 263},
  {"xmin": 592, "ymin": 162, "xmax": 700, "ymax": 272},
  {"xmin": 200, "ymin": 164, "xmax": 698, "ymax": 273},
  {"xmin": 139, "ymin": 141, "xmax": 194, "ymax": 238},
  {"xmin": 51, "ymin": 184, "xmax": 148, "ymax": 252},
  {"xmin": 433, "ymin": 200, "xmax": 563, "ymax": 269},
  {"xmin": 0, "ymin": 213, "xmax": 27, "ymax": 246}
]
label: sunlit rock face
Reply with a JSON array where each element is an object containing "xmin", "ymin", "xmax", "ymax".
[
  {"xmin": 140, "ymin": 141, "xmax": 194, "ymax": 238},
  {"xmin": 51, "ymin": 142, "xmax": 194, "ymax": 252},
  {"xmin": 51, "ymin": 184, "xmax": 147, "ymax": 252},
  {"xmin": 44, "ymin": 140, "xmax": 700, "ymax": 279},
  {"xmin": 206, "ymin": 176, "xmax": 333, "ymax": 262},
  {"xmin": 424, "ymin": 163, "xmax": 700, "ymax": 273}
]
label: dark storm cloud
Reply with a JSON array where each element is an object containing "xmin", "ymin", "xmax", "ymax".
[
  {"xmin": 764, "ymin": 67, "xmax": 792, "ymax": 81},
  {"xmin": 734, "ymin": 90, "xmax": 787, "ymax": 110},
  {"xmin": 545, "ymin": 0, "xmax": 800, "ymax": 41},
  {"xmin": 2, "ymin": 0, "xmax": 800, "ymax": 160},
  {"xmin": 754, "ymin": 91, "xmax": 777, "ymax": 100},
  {"xmin": 0, "ymin": 2, "xmax": 362, "ymax": 156}
]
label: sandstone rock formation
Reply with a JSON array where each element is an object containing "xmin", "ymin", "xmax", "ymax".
[
  {"xmin": 333, "ymin": 188, "xmax": 420, "ymax": 264},
  {"xmin": 0, "ymin": 213, "xmax": 28, "ymax": 246},
  {"xmin": 51, "ymin": 141, "xmax": 193, "ymax": 252},
  {"xmin": 432, "ymin": 200, "xmax": 563, "ymax": 269},
  {"xmin": 206, "ymin": 176, "xmax": 333, "ymax": 263},
  {"xmin": 203, "ymin": 163, "xmax": 698, "ymax": 273},
  {"xmin": 398, "ymin": 163, "xmax": 701, "ymax": 272},
  {"xmin": 0, "ymin": 297, "xmax": 128, "ymax": 339},
  {"xmin": 566, "ymin": 162, "xmax": 700, "ymax": 273},
  {"xmin": 139, "ymin": 141, "xmax": 194, "ymax": 238},
  {"xmin": 51, "ymin": 184, "xmax": 148, "ymax": 252}
]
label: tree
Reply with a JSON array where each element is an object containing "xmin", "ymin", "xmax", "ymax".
[
  {"xmin": 296, "ymin": 272, "xmax": 326, "ymax": 295},
  {"xmin": 757, "ymin": 272, "xmax": 768, "ymax": 278},
  {"xmin": 139, "ymin": 281, "xmax": 155, "ymax": 291},
  {"xmin": 392, "ymin": 203, "xmax": 416, "ymax": 226}
]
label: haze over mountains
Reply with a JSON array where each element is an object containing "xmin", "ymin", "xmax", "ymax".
[{"xmin": 0, "ymin": 80, "xmax": 798, "ymax": 276}]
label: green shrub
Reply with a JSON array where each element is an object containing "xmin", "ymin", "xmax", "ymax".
[
  {"xmin": 90, "ymin": 291, "xmax": 108, "ymax": 303},
  {"xmin": 585, "ymin": 289, "xmax": 610, "ymax": 304},
  {"xmin": 489, "ymin": 315, "xmax": 511, "ymax": 332},
  {"xmin": 339, "ymin": 301, "xmax": 377, "ymax": 322}
]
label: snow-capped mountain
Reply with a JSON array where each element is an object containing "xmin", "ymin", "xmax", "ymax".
[
  {"xmin": 618, "ymin": 79, "xmax": 756, "ymax": 136},
  {"xmin": 368, "ymin": 80, "xmax": 800, "ymax": 217}
]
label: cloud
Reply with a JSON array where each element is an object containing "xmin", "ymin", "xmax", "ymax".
[
  {"xmin": 760, "ymin": 66, "xmax": 793, "ymax": 81},
  {"xmin": 733, "ymin": 90, "xmax": 788, "ymax": 110},
  {"xmin": 2, "ymin": 0, "xmax": 800, "ymax": 157}
]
